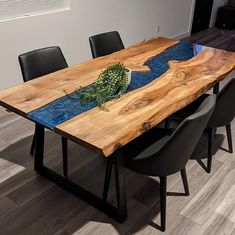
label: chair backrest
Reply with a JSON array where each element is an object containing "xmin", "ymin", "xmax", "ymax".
[
  {"xmin": 89, "ymin": 31, "xmax": 124, "ymax": 58},
  {"xmin": 18, "ymin": 46, "xmax": 68, "ymax": 82},
  {"xmin": 134, "ymin": 95, "xmax": 216, "ymax": 176},
  {"xmin": 208, "ymin": 78, "xmax": 235, "ymax": 127},
  {"xmin": 228, "ymin": 0, "xmax": 235, "ymax": 7}
]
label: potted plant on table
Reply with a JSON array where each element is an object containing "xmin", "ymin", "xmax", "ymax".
[{"xmin": 68, "ymin": 63, "xmax": 131, "ymax": 110}]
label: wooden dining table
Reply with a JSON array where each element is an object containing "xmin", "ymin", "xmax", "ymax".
[{"xmin": 0, "ymin": 36, "xmax": 235, "ymax": 222}]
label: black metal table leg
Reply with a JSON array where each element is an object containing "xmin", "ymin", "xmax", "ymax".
[
  {"xmin": 33, "ymin": 129, "xmax": 128, "ymax": 223},
  {"xmin": 62, "ymin": 137, "xmax": 68, "ymax": 177},
  {"xmin": 34, "ymin": 124, "xmax": 45, "ymax": 172},
  {"xmin": 113, "ymin": 150, "xmax": 127, "ymax": 222},
  {"xmin": 30, "ymin": 126, "xmax": 36, "ymax": 156},
  {"xmin": 103, "ymin": 157, "xmax": 113, "ymax": 202}
]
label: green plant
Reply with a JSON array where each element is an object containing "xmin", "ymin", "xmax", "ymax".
[{"xmin": 67, "ymin": 63, "xmax": 129, "ymax": 109}]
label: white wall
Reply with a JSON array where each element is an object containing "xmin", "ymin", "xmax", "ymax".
[{"xmin": 0, "ymin": 0, "xmax": 194, "ymax": 89}]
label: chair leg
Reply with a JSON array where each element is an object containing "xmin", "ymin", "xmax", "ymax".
[
  {"xmin": 180, "ymin": 168, "xmax": 189, "ymax": 196},
  {"xmin": 213, "ymin": 82, "xmax": 220, "ymax": 94},
  {"xmin": 114, "ymin": 152, "xmax": 127, "ymax": 222},
  {"xmin": 207, "ymin": 128, "xmax": 216, "ymax": 173},
  {"xmin": 159, "ymin": 176, "xmax": 167, "ymax": 232},
  {"xmin": 62, "ymin": 137, "xmax": 68, "ymax": 177},
  {"xmin": 226, "ymin": 123, "xmax": 233, "ymax": 153},
  {"xmin": 30, "ymin": 129, "xmax": 36, "ymax": 156},
  {"xmin": 165, "ymin": 117, "xmax": 171, "ymax": 129},
  {"xmin": 103, "ymin": 158, "xmax": 113, "ymax": 201}
]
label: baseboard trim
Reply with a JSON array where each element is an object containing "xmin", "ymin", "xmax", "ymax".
[{"xmin": 173, "ymin": 32, "xmax": 191, "ymax": 39}]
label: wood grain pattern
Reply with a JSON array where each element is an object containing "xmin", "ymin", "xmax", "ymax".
[
  {"xmin": 56, "ymin": 45, "xmax": 235, "ymax": 156},
  {"xmin": 0, "ymin": 158, "xmax": 25, "ymax": 184},
  {"xmin": 0, "ymin": 197, "xmax": 18, "ymax": 220},
  {"xmin": 0, "ymin": 37, "xmax": 177, "ymax": 116},
  {"xmin": 197, "ymin": 212, "xmax": 235, "ymax": 235},
  {"xmin": 180, "ymin": 159, "xmax": 235, "ymax": 225},
  {"xmin": 0, "ymin": 37, "xmax": 235, "ymax": 157},
  {"xmin": 215, "ymin": 186, "xmax": 235, "ymax": 223},
  {"xmin": 134, "ymin": 215, "xmax": 201, "ymax": 235}
]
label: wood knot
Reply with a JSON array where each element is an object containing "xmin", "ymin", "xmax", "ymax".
[
  {"xmin": 121, "ymin": 96, "xmax": 154, "ymax": 114},
  {"xmin": 142, "ymin": 122, "xmax": 151, "ymax": 132},
  {"xmin": 175, "ymin": 71, "xmax": 186, "ymax": 80},
  {"xmin": 113, "ymin": 143, "xmax": 123, "ymax": 152},
  {"xmin": 22, "ymin": 97, "xmax": 33, "ymax": 102},
  {"xmin": 174, "ymin": 71, "xmax": 188, "ymax": 85}
]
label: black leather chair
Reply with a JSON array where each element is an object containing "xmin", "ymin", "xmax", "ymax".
[
  {"xmin": 89, "ymin": 31, "xmax": 124, "ymax": 58},
  {"xmin": 168, "ymin": 78, "xmax": 235, "ymax": 173},
  {"xmin": 18, "ymin": 46, "xmax": 68, "ymax": 176},
  {"xmin": 103, "ymin": 95, "xmax": 216, "ymax": 231},
  {"xmin": 216, "ymin": 0, "xmax": 235, "ymax": 30}
]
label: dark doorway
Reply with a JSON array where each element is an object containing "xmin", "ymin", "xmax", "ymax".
[{"xmin": 191, "ymin": 0, "xmax": 214, "ymax": 34}]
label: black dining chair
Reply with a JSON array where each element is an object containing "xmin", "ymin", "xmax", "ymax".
[
  {"xmin": 167, "ymin": 78, "xmax": 235, "ymax": 173},
  {"xmin": 18, "ymin": 46, "xmax": 69, "ymax": 177},
  {"xmin": 89, "ymin": 31, "xmax": 125, "ymax": 58},
  {"xmin": 103, "ymin": 95, "xmax": 216, "ymax": 231}
]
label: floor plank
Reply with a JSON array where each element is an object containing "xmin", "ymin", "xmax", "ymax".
[
  {"xmin": 0, "ymin": 186, "xmax": 68, "ymax": 234},
  {"xmin": 180, "ymin": 158, "xmax": 235, "ymax": 225},
  {"xmin": 198, "ymin": 212, "xmax": 235, "ymax": 235},
  {"xmin": 0, "ymin": 196, "xmax": 18, "ymax": 220},
  {"xmin": 19, "ymin": 193, "xmax": 88, "ymax": 235},
  {"xmin": 215, "ymin": 185, "xmax": 235, "ymax": 224}
]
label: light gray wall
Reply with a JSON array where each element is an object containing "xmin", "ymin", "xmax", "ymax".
[{"xmin": 0, "ymin": 0, "xmax": 195, "ymax": 89}]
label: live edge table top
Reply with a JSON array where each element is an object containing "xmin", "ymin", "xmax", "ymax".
[{"xmin": 0, "ymin": 37, "xmax": 235, "ymax": 157}]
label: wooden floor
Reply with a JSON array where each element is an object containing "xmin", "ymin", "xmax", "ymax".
[
  {"xmin": 187, "ymin": 27, "xmax": 235, "ymax": 51},
  {"xmin": 0, "ymin": 28, "xmax": 235, "ymax": 235}
]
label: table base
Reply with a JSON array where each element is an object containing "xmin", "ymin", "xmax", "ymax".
[{"xmin": 34, "ymin": 124, "xmax": 127, "ymax": 223}]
